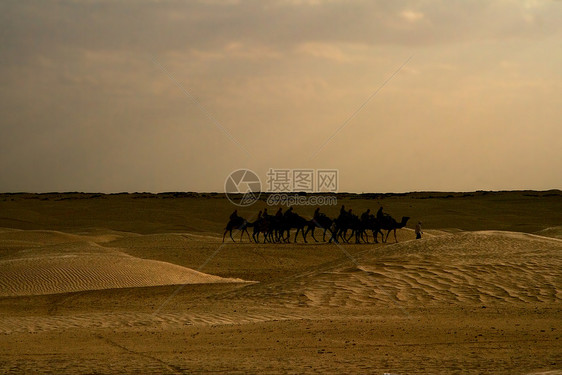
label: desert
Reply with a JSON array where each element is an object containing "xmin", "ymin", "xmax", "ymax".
[{"xmin": 0, "ymin": 191, "xmax": 560, "ymax": 374}]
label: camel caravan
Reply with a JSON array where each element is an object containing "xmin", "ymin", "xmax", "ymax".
[{"xmin": 223, "ymin": 205, "xmax": 409, "ymax": 244}]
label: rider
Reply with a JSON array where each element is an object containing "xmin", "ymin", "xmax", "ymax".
[
  {"xmin": 340, "ymin": 205, "xmax": 346, "ymax": 217},
  {"xmin": 284, "ymin": 206, "xmax": 293, "ymax": 217},
  {"xmin": 376, "ymin": 207, "xmax": 384, "ymax": 221},
  {"xmin": 361, "ymin": 209, "xmax": 370, "ymax": 223},
  {"xmin": 230, "ymin": 210, "xmax": 238, "ymax": 221}
]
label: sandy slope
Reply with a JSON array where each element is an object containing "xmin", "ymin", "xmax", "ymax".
[
  {"xmin": 0, "ymin": 231, "xmax": 248, "ymax": 297},
  {"xmin": 1, "ymin": 229, "xmax": 559, "ymax": 324},
  {"xmin": 223, "ymin": 231, "xmax": 561, "ymax": 311}
]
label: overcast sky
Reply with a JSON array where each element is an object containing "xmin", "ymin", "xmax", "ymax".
[{"xmin": 1, "ymin": 0, "xmax": 561, "ymax": 193}]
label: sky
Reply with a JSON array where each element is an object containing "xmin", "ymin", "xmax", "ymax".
[{"xmin": 1, "ymin": 0, "xmax": 561, "ymax": 193}]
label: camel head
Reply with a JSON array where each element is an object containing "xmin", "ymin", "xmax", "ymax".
[{"xmin": 400, "ymin": 216, "xmax": 410, "ymax": 227}]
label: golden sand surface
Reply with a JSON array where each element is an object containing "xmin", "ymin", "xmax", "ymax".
[{"xmin": 0, "ymin": 191, "xmax": 561, "ymax": 374}]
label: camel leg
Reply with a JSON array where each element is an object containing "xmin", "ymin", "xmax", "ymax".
[
  {"xmin": 394, "ymin": 229, "xmax": 398, "ymax": 243},
  {"xmin": 241, "ymin": 228, "xmax": 250, "ymax": 242},
  {"xmin": 336, "ymin": 229, "xmax": 343, "ymax": 243},
  {"xmin": 384, "ymin": 230, "xmax": 390, "ymax": 243},
  {"xmin": 222, "ymin": 229, "xmax": 228, "ymax": 243},
  {"xmin": 328, "ymin": 230, "xmax": 334, "ymax": 243},
  {"xmin": 229, "ymin": 229, "xmax": 235, "ymax": 242},
  {"xmin": 312, "ymin": 228, "xmax": 320, "ymax": 242},
  {"xmin": 302, "ymin": 227, "xmax": 307, "ymax": 243},
  {"xmin": 329, "ymin": 228, "xmax": 339, "ymax": 243},
  {"xmin": 333, "ymin": 230, "xmax": 340, "ymax": 244},
  {"xmin": 338, "ymin": 229, "xmax": 344, "ymax": 243},
  {"xmin": 309, "ymin": 227, "xmax": 319, "ymax": 242},
  {"xmin": 362, "ymin": 231, "xmax": 369, "ymax": 243}
]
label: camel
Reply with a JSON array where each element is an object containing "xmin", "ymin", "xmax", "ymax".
[
  {"xmin": 355, "ymin": 214, "xmax": 384, "ymax": 244},
  {"xmin": 380, "ymin": 215, "xmax": 410, "ymax": 243},
  {"xmin": 282, "ymin": 211, "xmax": 309, "ymax": 243},
  {"xmin": 252, "ymin": 215, "xmax": 276, "ymax": 243},
  {"xmin": 223, "ymin": 208, "xmax": 409, "ymax": 244},
  {"xmin": 223, "ymin": 215, "xmax": 253, "ymax": 242},
  {"xmin": 304, "ymin": 214, "xmax": 334, "ymax": 242},
  {"xmin": 330, "ymin": 211, "xmax": 363, "ymax": 244}
]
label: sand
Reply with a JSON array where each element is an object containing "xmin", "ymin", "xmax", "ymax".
[{"xmin": 0, "ymin": 191, "xmax": 561, "ymax": 374}]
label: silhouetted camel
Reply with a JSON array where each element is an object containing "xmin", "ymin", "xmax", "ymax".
[
  {"xmin": 362, "ymin": 214, "xmax": 384, "ymax": 243},
  {"xmin": 330, "ymin": 211, "xmax": 363, "ymax": 243},
  {"xmin": 253, "ymin": 215, "xmax": 275, "ymax": 243},
  {"xmin": 223, "ymin": 207, "xmax": 409, "ymax": 245},
  {"xmin": 304, "ymin": 214, "xmax": 334, "ymax": 242},
  {"xmin": 223, "ymin": 215, "xmax": 253, "ymax": 242},
  {"xmin": 343, "ymin": 211, "xmax": 385, "ymax": 244},
  {"xmin": 380, "ymin": 215, "xmax": 410, "ymax": 243},
  {"xmin": 282, "ymin": 211, "xmax": 309, "ymax": 243}
]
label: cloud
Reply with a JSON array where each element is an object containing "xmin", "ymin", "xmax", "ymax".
[
  {"xmin": 400, "ymin": 10, "xmax": 424, "ymax": 22},
  {"xmin": 1, "ymin": 0, "xmax": 561, "ymax": 192}
]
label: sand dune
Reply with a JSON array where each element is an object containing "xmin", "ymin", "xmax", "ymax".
[
  {"xmin": 0, "ymin": 241, "xmax": 249, "ymax": 297},
  {"xmin": 233, "ymin": 231, "xmax": 562, "ymax": 309}
]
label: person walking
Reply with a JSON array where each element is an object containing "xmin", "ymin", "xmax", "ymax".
[{"xmin": 415, "ymin": 221, "xmax": 423, "ymax": 239}]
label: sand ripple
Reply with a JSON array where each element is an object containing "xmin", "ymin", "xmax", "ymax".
[
  {"xmin": 234, "ymin": 231, "xmax": 562, "ymax": 308},
  {"xmin": 0, "ymin": 242, "xmax": 247, "ymax": 297}
]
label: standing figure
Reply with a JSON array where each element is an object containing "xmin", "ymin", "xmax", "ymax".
[{"xmin": 415, "ymin": 221, "xmax": 423, "ymax": 239}]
